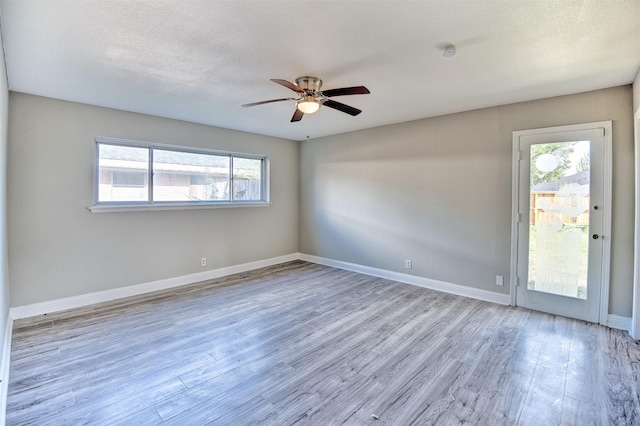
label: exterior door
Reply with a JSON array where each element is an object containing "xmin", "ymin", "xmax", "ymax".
[{"xmin": 512, "ymin": 122, "xmax": 611, "ymax": 323}]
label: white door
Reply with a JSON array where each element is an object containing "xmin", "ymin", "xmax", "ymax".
[{"xmin": 511, "ymin": 122, "xmax": 611, "ymax": 323}]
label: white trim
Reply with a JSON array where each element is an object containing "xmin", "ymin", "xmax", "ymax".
[
  {"xmin": 607, "ymin": 314, "xmax": 632, "ymax": 332},
  {"xmin": 94, "ymin": 136, "xmax": 267, "ymax": 158},
  {"xmin": 92, "ymin": 136, "xmax": 271, "ymax": 212},
  {"xmin": 299, "ymin": 254, "xmax": 510, "ymax": 305},
  {"xmin": 0, "ymin": 313, "xmax": 13, "ymax": 426},
  {"xmin": 633, "ymin": 108, "xmax": 640, "ymax": 340},
  {"xmin": 9, "ymin": 252, "xmax": 509, "ymax": 322},
  {"xmin": 10, "ymin": 253, "xmax": 299, "ymax": 319},
  {"xmin": 599, "ymin": 123, "xmax": 613, "ymax": 325},
  {"xmin": 88, "ymin": 201, "xmax": 270, "ymax": 213},
  {"xmin": 510, "ymin": 121, "xmax": 613, "ymax": 325},
  {"xmin": 509, "ymin": 142, "xmax": 520, "ymax": 306},
  {"xmin": 7, "ymin": 248, "xmax": 625, "ymax": 325}
]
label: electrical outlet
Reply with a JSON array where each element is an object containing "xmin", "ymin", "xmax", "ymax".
[
  {"xmin": 405, "ymin": 259, "xmax": 412, "ymax": 269},
  {"xmin": 496, "ymin": 275, "xmax": 504, "ymax": 286},
  {"xmin": 201, "ymin": 257, "xmax": 207, "ymax": 267}
]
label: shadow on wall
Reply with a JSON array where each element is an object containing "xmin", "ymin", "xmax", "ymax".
[{"xmin": 309, "ymin": 156, "xmax": 500, "ymax": 289}]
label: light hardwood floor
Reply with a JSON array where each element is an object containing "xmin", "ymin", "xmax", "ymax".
[{"xmin": 6, "ymin": 261, "xmax": 640, "ymax": 425}]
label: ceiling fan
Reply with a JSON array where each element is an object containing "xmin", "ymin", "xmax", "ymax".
[{"xmin": 242, "ymin": 76, "xmax": 370, "ymax": 122}]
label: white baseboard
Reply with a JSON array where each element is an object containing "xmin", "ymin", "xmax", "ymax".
[
  {"xmin": 0, "ymin": 313, "xmax": 13, "ymax": 426},
  {"xmin": 299, "ymin": 253, "xmax": 510, "ymax": 306},
  {"xmin": 299, "ymin": 255, "xmax": 637, "ymax": 332},
  {"xmin": 8, "ymin": 252, "xmax": 510, "ymax": 322},
  {"xmin": 607, "ymin": 314, "xmax": 632, "ymax": 332},
  {"xmin": 10, "ymin": 253, "xmax": 300, "ymax": 320},
  {"xmin": 8, "ymin": 251, "xmax": 626, "ymax": 333}
]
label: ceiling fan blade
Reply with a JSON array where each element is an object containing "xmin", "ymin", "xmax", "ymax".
[
  {"xmin": 322, "ymin": 86, "xmax": 370, "ymax": 97},
  {"xmin": 242, "ymin": 98, "xmax": 296, "ymax": 107},
  {"xmin": 271, "ymin": 79, "xmax": 305, "ymax": 93},
  {"xmin": 291, "ymin": 108, "xmax": 304, "ymax": 122},
  {"xmin": 323, "ymin": 99, "xmax": 362, "ymax": 116}
]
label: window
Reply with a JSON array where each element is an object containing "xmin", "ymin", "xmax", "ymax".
[{"xmin": 92, "ymin": 137, "xmax": 269, "ymax": 211}]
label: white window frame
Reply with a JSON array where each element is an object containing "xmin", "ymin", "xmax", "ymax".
[{"xmin": 89, "ymin": 136, "xmax": 270, "ymax": 213}]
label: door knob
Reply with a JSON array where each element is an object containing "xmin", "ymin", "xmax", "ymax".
[{"xmin": 592, "ymin": 234, "xmax": 599, "ymax": 240}]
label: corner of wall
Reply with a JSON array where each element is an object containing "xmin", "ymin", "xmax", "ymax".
[
  {"xmin": 0, "ymin": 12, "xmax": 11, "ymax": 422},
  {"xmin": 632, "ymin": 68, "xmax": 640, "ymax": 339},
  {"xmin": 633, "ymin": 67, "xmax": 640, "ymax": 114}
]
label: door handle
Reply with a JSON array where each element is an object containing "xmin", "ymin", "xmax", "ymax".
[{"xmin": 592, "ymin": 234, "xmax": 600, "ymax": 240}]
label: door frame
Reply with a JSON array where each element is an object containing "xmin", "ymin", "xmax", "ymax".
[
  {"xmin": 633, "ymin": 108, "xmax": 640, "ymax": 339},
  {"xmin": 509, "ymin": 121, "xmax": 612, "ymax": 325}
]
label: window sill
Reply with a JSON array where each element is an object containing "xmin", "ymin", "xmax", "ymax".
[{"xmin": 88, "ymin": 201, "xmax": 270, "ymax": 213}]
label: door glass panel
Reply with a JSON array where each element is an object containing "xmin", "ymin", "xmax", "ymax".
[{"xmin": 528, "ymin": 140, "xmax": 590, "ymax": 299}]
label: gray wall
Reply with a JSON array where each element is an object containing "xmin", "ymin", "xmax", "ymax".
[
  {"xmin": 8, "ymin": 93, "xmax": 299, "ymax": 306},
  {"xmin": 0, "ymin": 27, "xmax": 9, "ymax": 370},
  {"xmin": 6, "ymin": 85, "xmax": 637, "ymax": 316},
  {"xmin": 300, "ymin": 86, "xmax": 635, "ymax": 317}
]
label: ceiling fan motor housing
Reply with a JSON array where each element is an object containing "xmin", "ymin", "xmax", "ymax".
[{"xmin": 295, "ymin": 76, "xmax": 323, "ymax": 94}]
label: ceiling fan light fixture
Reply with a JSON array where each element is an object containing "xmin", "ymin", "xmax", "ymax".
[{"xmin": 297, "ymin": 97, "xmax": 320, "ymax": 114}]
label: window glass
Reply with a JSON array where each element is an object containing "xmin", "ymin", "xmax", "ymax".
[
  {"xmin": 153, "ymin": 150, "xmax": 230, "ymax": 202},
  {"xmin": 233, "ymin": 157, "xmax": 263, "ymax": 201},
  {"xmin": 98, "ymin": 144, "xmax": 149, "ymax": 202},
  {"xmin": 94, "ymin": 139, "xmax": 268, "ymax": 208}
]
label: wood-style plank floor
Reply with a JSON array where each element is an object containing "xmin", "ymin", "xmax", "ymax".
[{"xmin": 6, "ymin": 261, "xmax": 640, "ymax": 425}]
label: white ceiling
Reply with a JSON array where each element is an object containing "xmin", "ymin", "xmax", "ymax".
[{"xmin": 1, "ymin": 0, "xmax": 639, "ymax": 141}]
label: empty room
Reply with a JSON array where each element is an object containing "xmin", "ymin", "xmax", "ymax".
[{"xmin": 0, "ymin": 0, "xmax": 639, "ymax": 424}]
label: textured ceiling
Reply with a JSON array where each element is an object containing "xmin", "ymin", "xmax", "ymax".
[{"xmin": 1, "ymin": 0, "xmax": 639, "ymax": 141}]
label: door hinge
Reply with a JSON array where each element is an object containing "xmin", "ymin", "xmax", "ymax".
[{"xmin": 515, "ymin": 277, "xmax": 520, "ymax": 287}]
